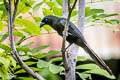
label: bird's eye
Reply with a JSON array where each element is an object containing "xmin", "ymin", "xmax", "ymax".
[{"xmin": 45, "ymin": 18, "xmax": 48, "ymax": 22}]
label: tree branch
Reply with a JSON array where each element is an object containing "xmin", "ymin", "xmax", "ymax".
[
  {"xmin": 62, "ymin": 0, "xmax": 78, "ymax": 80},
  {"xmin": 12, "ymin": 0, "xmax": 19, "ymax": 25},
  {"xmin": 4, "ymin": 0, "xmax": 45, "ymax": 80}
]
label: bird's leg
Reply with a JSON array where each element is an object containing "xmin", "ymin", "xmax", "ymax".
[
  {"xmin": 66, "ymin": 43, "xmax": 73, "ymax": 50},
  {"xmin": 61, "ymin": 43, "xmax": 73, "ymax": 52}
]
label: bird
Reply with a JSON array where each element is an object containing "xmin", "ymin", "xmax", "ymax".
[{"xmin": 40, "ymin": 15, "xmax": 113, "ymax": 75}]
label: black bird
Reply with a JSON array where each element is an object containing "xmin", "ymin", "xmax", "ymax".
[{"xmin": 40, "ymin": 15, "xmax": 113, "ymax": 75}]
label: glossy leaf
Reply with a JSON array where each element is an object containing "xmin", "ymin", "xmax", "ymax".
[
  {"xmin": 90, "ymin": 9, "xmax": 104, "ymax": 15},
  {"xmin": 56, "ymin": 0, "xmax": 62, "ymax": 6},
  {"xmin": 15, "ymin": 18, "xmax": 40, "ymax": 35},
  {"xmin": 71, "ymin": 10, "xmax": 78, "ymax": 17},
  {"xmin": 25, "ymin": 62, "xmax": 37, "ymax": 66},
  {"xmin": 17, "ymin": 1, "xmax": 34, "ymax": 15},
  {"xmin": 44, "ymin": 1, "xmax": 55, "ymax": 9},
  {"xmin": 76, "ymin": 72, "xmax": 91, "ymax": 80},
  {"xmin": 33, "ymin": 2, "xmax": 43, "ymax": 13},
  {"xmin": 0, "ymin": 32, "xmax": 8, "ymax": 43},
  {"xmin": 16, "ymin": 46, "xmax": 31, "ymax": 53},
  {"xmin": 76, "ymin": 64, "xmax": 100, "ymax": 70},
  {"xmin": 17, "ymin": 77, "xmax": 37, "ymax": 80},
  {"xmin": 84, "ymin": 69, "xmax": 115, "ymax": 79},
  {"xmin": 0, "ymin": 57, "xmax": 9, "ymax": 69},
  {"xmin": 85, "ymin": 7, "xmax": 91, "ymax": 17},
  {"xmin": 52, "ymin": 6, "xmax": 62, "ymax": 16},
  {"xmin": 50, "ymin": 57, "xmax": 62, "ymax": 63},
  {"xmin": 13, "ymin": 31, "xmax": 24, "ymax": 37},
  {"xmin": 33, "ymin": 50, "xmax": 61, "ymax": 59},
  {"xmin": 49, "ymin": 64, "xmax": 63, "ymax": 74},
  {"xmin": 98, "ymin": 13, "xmax": 118, "ymax": 18},
  {"xmin": 10, "ymin": 56, "xmax": 16, "ymax": 68},
  {"xmin": 0, "ymin": 44, "xmax": 10, "ymax": 53},
  {"xmin": 15, "ymin": 69, "xmax": 26, "ymax": 74},
  {"xmin": 42, "ymin": 8, "xmax": 53, "ymax": 16},
  {"xmin": 20, "ymin": 56, "xmax": 30, "ymax": 60},
  {"xmin": 32, "ymin": 16, "xmax": 41, "ymax": 22},
  {"xmin": 31, "ymin": 45, "xmax": 50, "ymax": 53},
  {"xmin": 77, "ymin": 56, "xmax": 88, "ymax": 61},
  {"xmin": 0, "ymin": 67, "xmax": 7, "ymax": 80},
  {"xmin": 23, "ymin": 41, "xmax": 35, "ymax": 47},
  {"xmin": 56, "ymin": 0, "xmax": 74, "ymax": 6},
  {"xmin": 0, "ymin": 21, "xmax": 4, "ymax": 31},
  {"xmin": 37, "ymin": 60, "xmax": 49, "ymax": 68}
]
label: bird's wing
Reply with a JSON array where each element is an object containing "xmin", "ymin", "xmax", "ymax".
[{"xmin": 59, "ymin": 18, "xmax": 86, "ymax": 42}]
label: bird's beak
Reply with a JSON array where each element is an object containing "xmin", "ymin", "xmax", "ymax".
[{"xmin": 40, "ymin": 22, "xmax": 45, "ymax": 28}]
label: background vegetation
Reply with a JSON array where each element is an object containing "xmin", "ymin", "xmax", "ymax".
[{"xmin": 0, "ymin": 0, "xmax": 119, "ymax": 80}]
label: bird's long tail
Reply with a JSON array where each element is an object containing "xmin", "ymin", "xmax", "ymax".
[{"xmin": 82, "ymin": 42, "xmax": 113, "ymax": 75}]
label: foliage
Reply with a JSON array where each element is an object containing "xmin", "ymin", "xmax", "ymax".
[{"xmin": 0, "ymin": 0, "xmax": 118, "ymax": 80}]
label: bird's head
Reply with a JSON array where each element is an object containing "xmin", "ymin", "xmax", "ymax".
[{"xmin": 40, "ymin": 15, "xmax": 59, "ymax": 28}]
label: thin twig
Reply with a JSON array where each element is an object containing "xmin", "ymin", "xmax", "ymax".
[
  {"xmin": 4, "ymin": 0, "xmax": 45, "ymax": 80},
  {"xmin": 12, "ymin": 0, "xmax": 19, "ymax": 25}
]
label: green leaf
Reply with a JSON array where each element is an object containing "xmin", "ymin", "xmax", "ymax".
[
  {"xmin": 17, "ymin": 77, "xmax": 37, "ymax": 80},
  {"xmin": 0, "ymin": 67, "xmax": 7, "ymax": 80},
  {"xmin": 56, "ymin": 0, "xmax": 62, "ymax": 6},
  {"xmin": 49, "ymin": 64, "xmax": 63, "ymax": 74},
  {"xmin": 90, "ymin": 9, "xmax": 104, "ymax": 15},
  {"xmin": 30, "ymin": 67, "xmax": 41, "ymax": 71},
  {"xmin": 17, "ymin": 1, "xmax": 34, "ymax": 15},
  {"xmin": 44, "ymin": 1, "xmax": 55, "ymax": 9},
  {"xmin": 0, "ymin": 21, "xmax": 4, "ymax": 31},
  {"xmin": 16, "ymin": 46, "xmax": 30, "ymax": 53},
  {"xmin": 13, "ymin": 31, "xmax": 24, "ymax": 37},
  {"xmin": 25, "ymin": 62, "xmax": 37, "ymax": 66},
  {"xmin": 0, "ymin": 44, "xmax": 10, "ymax": 53},
  {"xmin": 32, "ymin": 45, "xmax": 50, "ymax": 53},
  {"xmin": 43, "ymin": 25, "xmax": 52, "ymax": 32},
  {"xmin": 20, "ymin": 56, "xmax": 30, "ymax": 60},
  {"xmin": 15, "ymin": 18, "xmax": 40, "ymax": 35},
  {"xmin": 85, "ymin": 16, "xmax": 94, "ymax": 24},
  {"xmin": 76, "ymin": 64, "xmax": 100, "ymax": 70},
  {"xmin": 76, "ymin": 72, "xmax": 91, "ymax": 80},
  {"xmin": 48, "ymin": 50, "xmax": 61, "ymax": 55},
  {"xmin": 23, "ymin": 41, "xmax": 35, "ymax": 47},
  {"xmin": 0, "ymin": 32, "xmax": 8, "ymax": 43},
  {"xmin": 52, "ymin": 6, "xmax": 62, "ymax": 16},
  {"xmin": 37, "ymin": 60, "xmax": 49, "ymax": 68},
  {"xmin": 50, "ymin": 57, "xmax": 62, "ymax": 63},
  {"xmin": 71, "ymin": 10, "xmax": 78, "ymax": 17},
  {"xmin": 10, "ymin": 56, "xmax": 16, "ymax": 68},
  {"xmin": 1, "ymin": 8, "xmax": 7, "ymax": 20},
  {"xmin": 0, "ymin": 57, "xmax": 9, "ymax": 69},
  {"xmin": 56, "ymin": 0, "xmax": 73, "ymax": 6},
  {"xmin": 98, "ymin": 13, "xmax": 118, "ymax": 18},
  {"xmin": 32, "ymin": 16, "xmax": 41, "ymax": 22},
  {"xmin": 77, "ymin": 56, "xmax": 88, "ymax": 61},
  {"xmin": 85, "ymin": 7, "xmax": 91, "ymax": 17},
  {"xmin": 33, "ymin": 50, "xmax": 61, "ymax": 59},
  {"xmin": 15, "ymin": 69, "xmax": 26, "ymax": 74},
  {"xmin": 84, "ymin": 69, "xmax": 115, "ymax": 79},
  {"xmin": 42, "ymin": 8, "xmax": 53, "ymax": 16},
  {"xmin": 33, "ymin": 2, "xmax": 43, "ymax": 13}
]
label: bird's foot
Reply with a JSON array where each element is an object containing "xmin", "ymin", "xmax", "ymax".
[{"xmin": 63, "ymin": 31, "xmax": 69, "ymax": 37}]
